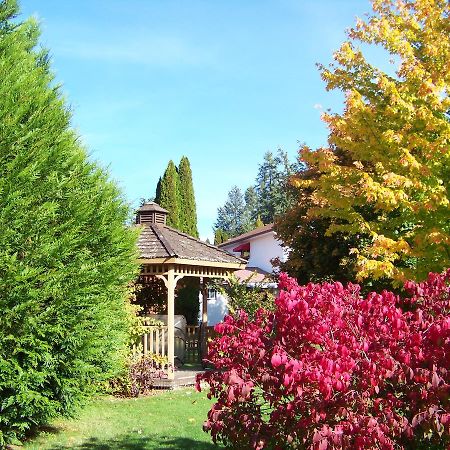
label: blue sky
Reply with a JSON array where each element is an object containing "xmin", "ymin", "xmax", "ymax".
[{"xmin": 20, "ymin": 0, "xmax": 373, "ymax": 240}]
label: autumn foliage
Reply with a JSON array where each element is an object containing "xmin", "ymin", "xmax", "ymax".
[
  {"xmin": 290, "ymin": 0, "xmax": 450, "ymax": 285},
  {"xmin": 197, "ymin": 271, "xmax": 450, "ymax": 449}
]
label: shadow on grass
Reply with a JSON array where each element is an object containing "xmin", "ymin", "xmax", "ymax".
[
  {"xmin": 48, "ymin": 434, "xmax": 220, "ymax": 450},
  {"xmin": 24, "ymin": 424, "xmax": 64, "ymax": 442}
]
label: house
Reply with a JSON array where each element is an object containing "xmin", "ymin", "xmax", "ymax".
[
  {"xmin": 203, "ymin": 224, "xmax": 288, "ymax": 325},
  {"xmin": 218, "ymin": 223, "xmax": 287, "ymax": 277}
]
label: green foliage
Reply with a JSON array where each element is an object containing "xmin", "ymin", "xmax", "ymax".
[
  {"xmin": 175, "ymin": 278, "xmax": 200, "ymax": 325},
  {"xmin": 154, "ymin": 157, "xmax": 199, "ymax": 237},
  {"xmin": 155, "ymin": 160, "xmax": 181, "ymax": 228},
  {"xmin": 255, "ymin": 149, "xmax": 298, "ymax": 224},
  {"xmin": 214, "ymin": 150, "xmax": 298, "ymax": 240},
  {"xmin": 243, "ymin": 186, "xmax": 259, "ymax": 225},
  {"xmin": 213, "ymin": 275, "xmax": 275, "ymax": 319},
  {"xmin": 214, "ymin": 186, "xmax": 248, "ymax": 238},
  {"xmin": 0, "ymin": 1, "xmax": 139, "ymax": 446},
  {"xmin": 109, "ymin": 352, "xmax": 168, "ymax": 398},
  {"xmin": 214, "ymin": 228, "xmax": 229, "ymax": 245},
  {"xmin": 178, "ymin": 156, "xmax": 199, "ymax": 237},
  {"xmin": 134, "ymin": 277, "xmax": 167, "ymax": 315}
]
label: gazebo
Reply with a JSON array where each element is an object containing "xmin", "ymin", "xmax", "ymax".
[{"xmin": 135, "ymin": 202, "xmax": 245, "ymax": 379}]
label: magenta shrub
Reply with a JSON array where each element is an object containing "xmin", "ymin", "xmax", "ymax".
[{"xmin": 197, "ymin": 271, "xmax": 450, "ymax": 449}]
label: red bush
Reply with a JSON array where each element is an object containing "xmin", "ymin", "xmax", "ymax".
[{"xmin": 197, "ymin": 270, "xmax": 450, "ymax": 449}]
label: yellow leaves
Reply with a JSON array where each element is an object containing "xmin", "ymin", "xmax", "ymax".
[
  {"xmin": 372, "ymin": 235, "xmax": 411, "ymax": 256},
  {"xmin": 359, "ymin": 172, "xmax": 408, "ymax": 211},
  {"xmin": 398, "ymin": 149, "xmax": 421, "ymax": 170},
  {"xmin": 382, "ymin": 130, "xmax": 402, "ymax": 145},
  {"xmin": 426, "ymin": 230, "xmax": 450, "ymax": 245},
  {"xmin": 334, "ymin": 42, "xmax": 357, "ymax": 65},
  {"xmin": 356, "ymin": 257, "xmax": 396, "ymax": 282},
  {"xmin": 354, "ymin": 234, "xmax": 411, "ymax": 284},
  {"xmin": 293, "ymin": 0, "xmax": 450, "ymax": 285},
  {"xmin": 346, "ymin": 90, "xmax": 365, "ymax": 112},
  {"xmin": 381, "ymin": 172, "xmax": 413, "ymax": 189}
]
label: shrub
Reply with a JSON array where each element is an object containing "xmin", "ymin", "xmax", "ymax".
[
  {"xmin": 212, "ymin": 274, "xmax": 276, "ymax": 320},
  {"xmin": 110, "ymin": 352, "xmax": 168, "ymax": 397},
  {"xmin": 0, "ymin": 1, "xmax": 138, "ymax": 446},
  {"xmin": 197, "ymin": 270, "xmax": 449, "ymax": 449}
]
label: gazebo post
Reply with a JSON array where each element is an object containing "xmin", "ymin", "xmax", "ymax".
[
  {"xmin": 166, "ymin": 265, "xmax": 175, "ymax": 380},
  {"xmin": 201, "ymin": 279, "xmax": 208, "ymax": 359}
]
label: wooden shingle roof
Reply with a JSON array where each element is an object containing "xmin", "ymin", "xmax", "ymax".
[{"xmin": 137, "ymin": 224, "xmax": 245, "ymax": 265}]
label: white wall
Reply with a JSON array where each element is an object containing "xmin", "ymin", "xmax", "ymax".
[
  {"xmin": 247, "ymin": 233, "xmax": 286, "ymax": 273},
  {"xmin": 198, "ymin": 291, "xmax": 229, "ymax": 326},
  {"xmin": 221, "ymin": 231, "xmax": 287, "ymax": 274}
]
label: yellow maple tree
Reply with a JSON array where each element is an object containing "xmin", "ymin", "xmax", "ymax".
[{"xmin": 295, "ymin": 0, "xmax": 450, "ymax": 284}]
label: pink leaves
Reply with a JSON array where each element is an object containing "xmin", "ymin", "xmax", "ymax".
[
  {"xmin": 197, "ymin": 270, "xmax": 450, "ymax": 449},
  {"xmin": 270, "ymin": 353, "xmax": 283, "ymax": 368}
]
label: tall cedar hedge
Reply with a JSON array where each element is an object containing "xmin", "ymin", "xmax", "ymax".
[
  {"xmin": 155, "ymin": 157, "xmax": 198, "ymax": 236},
  {"xmin": 155, "ymin": 160, "xmax": 181, "ymax": 228},
  {"xmin": 0, "ymin": 1, "xmax": 139, "ymax": 446},
  {"xmin": 178, "ymin": 156, "xmax": 198, "ymax": 238}
]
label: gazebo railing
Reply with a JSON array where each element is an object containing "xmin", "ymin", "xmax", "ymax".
[
  {"xmin": 134, "ymin": 321, "xmax": 218, "ymax": 365},
  {"xmin": 140, "ymin": 325, "xmax": 168, "ymax": 357}
]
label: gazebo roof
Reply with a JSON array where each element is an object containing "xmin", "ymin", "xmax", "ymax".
[
  {"xmin": 137, "ymin": 224, "xmax": 245, "ymax": 266},
  {"xmin": 137, "ymin": 202, "xmax": 169, "ymax": 214}
]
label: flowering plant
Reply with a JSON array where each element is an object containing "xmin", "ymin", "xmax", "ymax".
[{"xmin": 197, "ymin": 270, "xmax": 449, "ymax": 449}]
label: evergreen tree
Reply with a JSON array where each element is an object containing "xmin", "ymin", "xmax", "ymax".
[
  {"xmin": 155, "ymin": 160, "xmax": 180, "ymax": 228},
  {"xmin": 0, "ymin": 1, "xmax": 138, "ymax": 445},
  {"xmin": 215, "ymin": 186, "xmax": 247, "ymax": 238},
  {"xmin": 178, "ymin": 156, "xmax": 198, "ymax": 237},
  {"xmin": 255, "ymin": 151, "xmax": 278, "ymax": 224},
  {"xmin": 214, "ymin": 228, "xmax": 230, "ymax": 245},
  {"xmin": 244, "ymin": 186, "xmax": 259, "ymax": 227},
  {"xmin": 255, "ymin": 149, "xmax": 297, "ymax": 224},
  {"xmin": 155, "ymin": 176, "xmax": 162, "ymax": 204}
]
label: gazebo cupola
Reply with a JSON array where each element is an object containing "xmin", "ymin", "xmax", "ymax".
[{"xmin": 136, "ymin": 202, "xmax": 168, "ymax": 225}]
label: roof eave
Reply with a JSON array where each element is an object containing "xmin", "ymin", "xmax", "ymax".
[{"xmin": 138, "ymin": 257, "xmax": 246, "ymax": 270}]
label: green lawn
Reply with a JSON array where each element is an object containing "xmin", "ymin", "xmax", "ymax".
[{"xmin": 23, "ymin": 389, "xmax": 221, "ymax": 450}]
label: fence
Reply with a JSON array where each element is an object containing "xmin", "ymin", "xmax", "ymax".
[{"xmin": 135, "ymin": 320, "xmax": 218, "ymax": 364}]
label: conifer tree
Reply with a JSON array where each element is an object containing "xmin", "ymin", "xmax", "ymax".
[
  {"xmin": 255, "ymin": 149, "xmax": 297, "ymax": 224},
  {"xmin": 215, "ymin": 186, "xmax": 247, "ymax": 238},
  {"xmin": 178, "ymin": 156, "xmax": 198, "ymax": 237},
  {"xmin": 244, "ymin": 186, "xmax": 259, "ymax": 226},
  {"xmin": 214, "ymin": 228, "xmax": 230, "ymax": 245},
  {"xmin": 155, "ymin": 160, "xmax": 181, "ymax": 228},
  {"xmin": 0, "ymin": 1, "xmax": 138, "ymax": 445}
]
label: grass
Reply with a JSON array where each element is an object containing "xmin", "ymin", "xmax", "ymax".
[{"xmin": 23, "ymin": 388, "xmax": 222, "ymax": 450}]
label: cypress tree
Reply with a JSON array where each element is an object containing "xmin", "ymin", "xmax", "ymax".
[
  {"xmin": 178, "ymin": 156, "xmax": 198, "ymax": 237},
  {"xmin": 0, "ymin": 1, "xmax": 138, "ymax": 445},
  {"xmin": 155, "ymin": 160, "xmax": 181, "ymax": 228}
]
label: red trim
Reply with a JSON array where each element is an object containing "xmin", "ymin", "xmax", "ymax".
[{"xmin": 233, "ymin": 243, "xmax": 250, "ymax": 252}]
